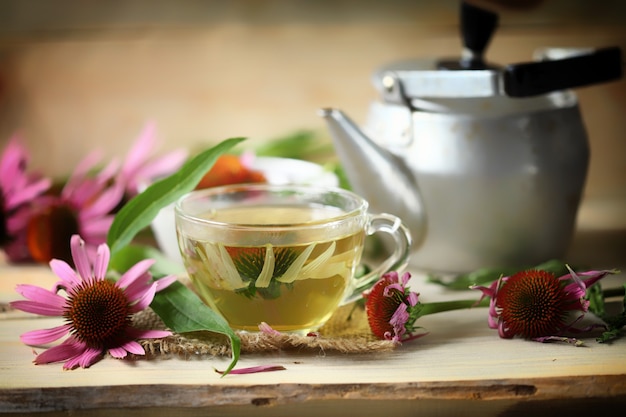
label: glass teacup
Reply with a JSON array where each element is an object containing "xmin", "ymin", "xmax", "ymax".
[{"xmin": 175, "ymin": 184, "xmax": 412, "ymax": 333}]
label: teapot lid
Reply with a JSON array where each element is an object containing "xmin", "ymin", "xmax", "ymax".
[{"xmin": 373, "ymin": 2, "xmax": 622, "ymax": 102}]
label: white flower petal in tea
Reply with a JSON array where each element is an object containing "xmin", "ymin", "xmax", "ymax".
[
  {"xmin": 254, "ymin": 244, "xmax": 276, "ymax": 288},
  {"xmin": 276, "ymin": 243, "xmax": 317, "ymax": 284}
]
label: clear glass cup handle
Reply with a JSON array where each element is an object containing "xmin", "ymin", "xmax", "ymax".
[{"xmin": 342, "ymin": 213, "xmax": 413, "ymax": 304}]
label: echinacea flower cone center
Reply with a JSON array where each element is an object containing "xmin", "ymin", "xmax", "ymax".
[
  {"xmin": 27, "ymin": 204, "xmax": 79, "ymax": 264},
  {"xmin": 65, "ymin": 280, "xmax": 131, "ymax": 347},
  {"xmin": 497, "ymin": 270, "xmax": 567, "ymax": 338},
  {"xmin": 366, "ymin": 279, "xmax": 407, "ymax": 340}
]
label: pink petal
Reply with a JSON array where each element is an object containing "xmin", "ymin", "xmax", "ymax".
[
  {"xmin": 122, "ymin": 122, "xmax": 157, "ymax": 176},
  {"xmin": 487, "ymin": 306, "xmax": 499, "ymax": 329},
  {"xmin": 384, "ymin": 283, "xmax": 405, "ymax": 296},
  {"xmin": 118, "ymin": 340, "xmax": 145, "ymax": 356},
  {"xmin": 563, "ymin": 269, "xmax": 616, "ymax": 298},
  {"xmin": 215, "ymin": 365, "xmax": 287, "ymax": 375},
  {"xmin": 10, "ymin": 300, "xmax": 65, "ymax": 316},
  {"xmin": 129, "ymin": 283, "xmax": 157, "ymax": 313},
  {"xmin": 7, "ymin": 177, "xmax": 52, "ymax": 209},
  {"xmin": 93, "ymin": 243, "xmax": 111, "ymax": 279},
  {"xmin": 80, "ymin": 347, "xmax": 104, "ymax": 368},
  {"xmin": 259, "ymin": 322, "xmax": 282, "ymax": 336},
  {"xmin": 34, "ymin": 338, "xmax": 86, "ymax": 365},
  {"xmin": 533, "ymin": 336, "xmax": 584, "ymax": 346},
  {"xmin": 127, "ymin": 328, "xmax": 172, "ymax": 340},
  {"xmin": 70, "ymin": 235, "xmax": 92, "ymax": 282},
  {"xmin": 108, "ymin": 347, "xmax": 128, "ymax": 359},
  {"xmin": 122, "ymin": 275, "xmax": 153, "ymax": 304},
  {"xmin": 71, "ymin": 346, "xmax": 103, "ymax": 369},
  {"xmin": 49, "ymin": 259, "xmax": 81, "ymax": 288},
  {"xmin": 390, "ymin": 303, "xmax": 409, "ymax": 329},
  {"xmin": 116, "ymin": 259, "xmax": 155, "ymax": 290},
  {"xmin": 80, "ymin": 182, "xmax": 124, "ymax": 219},
  {"xmin": 132, "ymin": 150, "xmax": 188, "ymax": 183},
  {"xmin": 14, "ymin": 284, "xmax": 66, "ymax": 308},
  {"xmin": 61, "ymin": 151, "xmax": 103, "ymax": 199},
  {"xmin": 94, "ymin": 158, "xmax": 121, "ymax": 187},
  {"xmin": 79, "ymin": 216, "xmax": 114, "ymax": 239},
  {"xmin": 0, "ymin": 137, "xmax": 27, "ymax": 181},
  {"xmin": 70, "ymin": 178, "xmax": 101, "ymax": 207},
  {"xmin": 407, "ymin": 291, "xmax": 419, "ymax": 306},
  {"xmin": 155, "ymin": 275, "xmax": 177, "ymax": 292},
  {"xmin": 20, "ymin": 324, "xmax": 71, "ymax": 345}
]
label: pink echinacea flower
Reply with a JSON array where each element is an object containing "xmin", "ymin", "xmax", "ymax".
[
  {"xmin": 364, "ymin": 271, "xmax": 426, "ymax": 343},
  {"xmin": 26, "ymin": 151, "xmax": 124, "ymax": 265},
  {"xmin": 0, "ymin": 136, "xmax": 51, "ymax": 262},
  {"xmin": 10, "ymin": 234, "xmax": 177, "ymax": 369},
  {"xmin": 471, "ymin": 266, "xmax": 617, "ymax": 345}
]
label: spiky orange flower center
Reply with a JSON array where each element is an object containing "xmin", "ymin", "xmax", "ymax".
[
  {"xmin": 64, "ymin": 280, "xmax": 131, "ymax": 347},
  {"xmin": 496, "ymin": 270, "xmax": 567, "ymax": 338},
  {"xmin": 27, "ymin": 204, "xmax": 79, "ymax": 265},
  {"xmin": 365, "ymin": 277, "xmax": 406, "ymax": 340}
]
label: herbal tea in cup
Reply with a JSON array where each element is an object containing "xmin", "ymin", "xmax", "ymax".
[{"xmin": 175, "ymin": 184, "xmax": 412, "ymax": 333}]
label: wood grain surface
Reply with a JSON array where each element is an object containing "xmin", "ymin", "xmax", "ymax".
[{"xmin": 2, "ymin": 221, "xmax": 625, "ymax": 416}]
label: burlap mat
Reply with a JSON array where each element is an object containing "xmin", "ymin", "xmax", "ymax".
[
  {"xmin": 2, "ymin": 288, "xmax": 396, "ymax": 357},
  {"xmin": 134, "ymin": 302, "xmax": 396, "ymax": 357}
]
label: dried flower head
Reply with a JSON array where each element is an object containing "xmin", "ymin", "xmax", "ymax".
[
  {"xmin": 10, "ymin": 234, "xmax": 176, "ymax": 369},
  {"xmin": 472, "ymin": 266, "xmax": 617, "ymax": 345},
  {"xmin": 364, "ymin": 271, "xmax": 426, "ymax": 343}
]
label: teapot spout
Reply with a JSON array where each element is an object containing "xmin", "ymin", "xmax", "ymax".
[{"xmin": 319, "ymin": 108, "xmax": 425, "ymax": 249}]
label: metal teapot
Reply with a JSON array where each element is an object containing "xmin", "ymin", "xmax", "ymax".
[{"xmin": 320, "ymin": 2, "xmax": 622, "ymax": 273}]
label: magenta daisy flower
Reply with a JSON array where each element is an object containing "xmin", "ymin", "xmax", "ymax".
[
  {"xmin": 26, "ymin": 151, "xmax": 124, "ymax": 264},
  {"xmin": 471, "ymin": 266, "xmax": 617, "ymax": 345},
  {"xmin": 118, "ymin": 122, "xmax": 188, "ymax": 197},
  {"xmin": 364, "ymin": 271, "xmax": 426, "ymax": 343},
  {"xmin": 10, "ymin": 234, "xmax": 177, "ymax": 369},
  {"xmin": 1, "ymin": 136, "xmax": 51, "ymax": 262}
]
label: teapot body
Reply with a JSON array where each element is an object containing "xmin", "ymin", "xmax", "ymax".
[{"xmin": 364, "ymin": 91, "xmax": 589, "ymax": 273}]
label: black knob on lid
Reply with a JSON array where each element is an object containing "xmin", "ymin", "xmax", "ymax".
[
  {"xmin": 438, "ymin": 1, "xmax": 499, "ymax": 70},
  {"xmin": 460, "ymin": 1, "xmax": 499, "ymax": 69}
]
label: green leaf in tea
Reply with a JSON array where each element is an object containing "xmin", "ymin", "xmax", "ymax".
[{"xmin": 229, "ymin": 245, "xmax": 299, "ymax": 299}]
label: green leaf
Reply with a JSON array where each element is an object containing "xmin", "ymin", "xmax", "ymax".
[
  {"xmin": 107, "ymin": 246, "xmax": 241, "ymax": 371},
  {"xmin": 427, "ymin": 259, "xmax": 571, "ymax": 290},
  {"xmin": 255, "ymin": 130, "xmax": 333, "ymax": 160},
  {"xmin": 150, "ymin": 281, "xmax": 241, "ymax": 375},
  {"xmin": 109, "ymin": 244, "xmax": 185, "ymax": 277},
  {"xmin": 107, "ymin": 137, "xmax": 246, "ymax": 254},
  {"xmin": 104, "ymin": 137, "xmax": 246, "ymax": 375},
  {"xmin": 597, "ymin": 284, "xmax": 626, "ymax": 344},
  {"xmin": 585, "ymin": 282, "xmax": 605, "ymax": 317}
]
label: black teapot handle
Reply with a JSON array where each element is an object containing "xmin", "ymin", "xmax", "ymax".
[{"xmin": 503, "ymin": 47, "xmax": 623, "ymax": 97}]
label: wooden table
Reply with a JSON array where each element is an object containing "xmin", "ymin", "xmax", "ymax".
[{"xmin": 1, "ymin": 203, "xmax": 625, "ymax": 416}]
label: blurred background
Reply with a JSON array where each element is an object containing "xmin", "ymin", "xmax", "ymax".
[{"xmin": 0, "ymin": 0, "xmax": 624, "ymax": 223}]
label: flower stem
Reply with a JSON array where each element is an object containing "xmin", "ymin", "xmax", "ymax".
[{"xmin": 419, "ymin": 297, "xmax": 490, "ymax": 317}]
